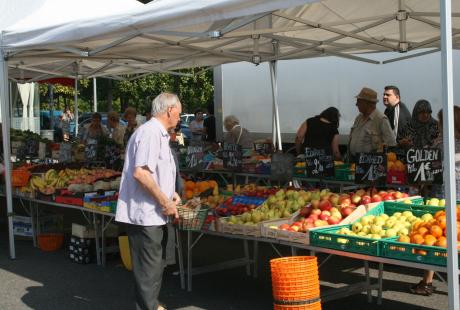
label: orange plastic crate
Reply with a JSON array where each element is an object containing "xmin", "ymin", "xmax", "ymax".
[{"xmin": 37, "ymin": 233, "xmax": 64, "ymax": 252}]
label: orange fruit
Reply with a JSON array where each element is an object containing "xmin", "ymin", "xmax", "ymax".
[
  {"xmin": 437, "ymin": 215, "xmax": 446, "ymax": 230},
  {"xmin": 185, "ymin": 181, "xmax": 195, "ymax": 190},
  {"xmin": 418, "ymin": 227, "xmax": 429, "ymax": 237},
  {"xmin": 387, "ymin": 152, "xmax": 397, "ymax": 162},
  {"xmin": 394, "ymin": 160, "xmax": 406, "ymax": 172},
  {"xmin": 434, "ymin": 210, "xmax": 445, "ymax": 219},
  {"xmin": 423, "ymin": 234, "xmax": 437, "ymax": 246},
  {"xmin": 416, "ymin": 249, "xmax": 428, "ymax": 256},
  {"xmin": 435, "ymin": 236, "xmax": 447, "ymax": 248},
  {"xmin": 411, "ymin": 234, "xmax": 424, "ymax": 245},
  {"xmin": 185, "ymin": 190, "xmax": 194, "ymax": 199},
  {"xmin": 398, "ymin": 235, "xmax": 410, "ymax": 243},
  {"xmin": 430, "ymin": 225, "xmax": 443, "ymax": 238},
  {"xmin": 387, "ymin": 161, "xmax": 395, "ymax": 172}
]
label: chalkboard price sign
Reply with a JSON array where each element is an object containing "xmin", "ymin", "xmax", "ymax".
[
  {"xmin": 304, "ymin": 148, "xmax": 334, "ymax": 178},
  {"xmin": 223, "ymin": 143, "xmax": 242, "ymax": 171},
  {"xmin": 254, "ymin": 142, "xmax": 273, "ymax": 156},
  {"xmin": 406, "ymin": 148, "xmax": 442, "ymax": 184},
  {"xmin": 185, "ymin": 145, "xmax": 204, "ymax": 170},
  {"xmin": 85, "ymin": 138, "xmax": 98, "ymax": 161},
  {"xmin": 104, "ymin": 144, "xmax": 122, "ymax": 170},
  {"xmin": 355, "ymin": 152, "xmax": 386, "ymax": 184}
]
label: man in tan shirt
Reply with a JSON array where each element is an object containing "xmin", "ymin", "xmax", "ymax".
[{"xmin": 348, "ymin": 87, "xmax": 396, "ymax": 159}]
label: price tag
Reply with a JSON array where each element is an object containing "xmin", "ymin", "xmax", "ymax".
[
  {"xmin": 355, "ymin": 152, "xmax": 386, "ymax": 184},
  {"xmin": 185, "ymin": 145, "xmax": 204, "ymax": 170},
  {"xmin": 406, "ymin": 148, "xmax": 442, "ymax": 184},
  {"xmin": 305, "ymin": 148, "xmax": 334, "ymax": 178},
  {"xmin": 222, "ymin": 143, "xmax": 242, "ymax": 171},
  {"xmin": 104, "ymin": 144, "xmax": 122, "ymax": 169}
]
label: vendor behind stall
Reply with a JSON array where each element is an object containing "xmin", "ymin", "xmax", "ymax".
[
  {"xmin": 223, "ymin": 115, "xmax": 253, "ymax": 150},
  {"xmin": 107, "ymin": 111, "xmax": 126, "ymax": 146},
  {"xmin": 123, "ymin": 107, "xmax": 139, "ymax": 146},
  {"xmin": 78, "ymin": 112, "xmax": 109, "ymax": 144}
]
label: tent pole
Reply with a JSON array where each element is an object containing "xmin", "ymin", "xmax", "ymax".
[
  {"xmin": 440, "ymin": 1, "xmax": 459, "ymax": 309},
  {"xmin": 0, "ymin": 33, "xmax": 16, "ymax": 259},
  {"xmin": 49, "ymin": 84, "xmax": 54, "ymax": 129},
  {"xmin": 269, "ymin": 60, "xmax": 282, "ymax": 151},
  {"xmin": 74, "ymin": 77, "xmax": 79, "ymax": 136},
  {"xmin": 93, "ymin": 77, "xmax": 97, "ymax": 112}
]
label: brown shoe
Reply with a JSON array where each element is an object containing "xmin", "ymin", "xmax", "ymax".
[{"xmin": 410, "ymin": 281, "xmax": 435, "ymax": 296}]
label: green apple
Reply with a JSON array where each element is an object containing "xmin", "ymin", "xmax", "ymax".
[
  {"xmin": 372, "ymin": 234, "xmax": 382, "ymax": 239},
  {"xmin": 385, "ymin": 228, "xmax": 397, "ymax": 238},
  {"xmin": 379, "ymin": 230, "xmax": 387, "ymax": 237},
  {"xmin": 352, "ymin": 222, "xmax": 363, "ymax": 233},
  {"xmin": 393, "ymin": 212, "xmax": 402, "ymax": 218},
  {"xmin": 398, "ymin": 228, "xmax": 409, "ymax": 236},
  {"xmin": 370, "ymin": 225, "xmax": 382, "ymax": 234},
  {"xmin": 360, "ymin": 216, "xmax": 372, "ymax": 226},
  {"xmin": 428, "ymin": 198, "xmax": 439, "ymax": 206},
  {"xmin": 421, "ymin": 213, "xmax": 433, "ymax": 222},
  {"xmin": 439, "ymin": 199, "xmax": 446, "ymax": 207},
  {"xmin": 362, "ymin": 225, "xmax": 371, "ymax": 234},
  {"xmin": 402, "ymin": 211, "xmax": 413, "ymax": 218}
]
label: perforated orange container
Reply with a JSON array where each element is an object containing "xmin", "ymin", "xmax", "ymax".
[
  {"xmin": 37, "ymin": 233, "xmax": 64, "ymax": 252},
  {"xmin": 271, "ymin": 256, "xmax": 321, "ymax": 310},
  {"xmin": 274, "ymin": 300, "xmax": 322, "ymax": 310}
]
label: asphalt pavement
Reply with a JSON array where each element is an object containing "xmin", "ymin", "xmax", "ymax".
[{"xmin": 0, "ymin": 232, "xmax": 451, "ymax": 310}]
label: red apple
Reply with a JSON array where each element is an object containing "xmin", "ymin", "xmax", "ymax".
[
  {"xmin": 319, "ymin": 213, "xmax": 330, "ymax": 221},
  {"xmin": 339, "ymin": 195, "xmax": 351, "ymax": 205},
  {"xmin": 371, "ymin": 194, "xmax": 382, "ymax": 202},
  {"xmin": 308, "ymin": 214, "xmax": 319, "ymax": 221},
  {"xmin": 290, "ymin": 225, "xmax": 300, "ymax": 232},
  {"xmin": 305, "ymin": 222, "xmax": 315, "ymax": 229},
  {"xmin": 393, "ymin": 191, "xmax": 403, "ymax": 199},
  {"xmin": 401, "ymin": 192, "xmax": 409, "ymax": 198},
  {"xmin": 378, "ymin": 190, "xmax": 387, "ymax": 196},
  {"xmin": 327, "ymin": 216, "xmax": 341, "ymax": 225},
  {"xmin": 279, "ymin": 224, "xmax": 290, "ymax": 230},
  {"xmin": 299, "ymin": 206, "xmax": 312, "ymax": 217},
  {"xmin": 361, "ymin": 195, "xmax": 372, "ymax": 205},
  {"xmin": 311, "ymin": 199, "xmax": 320, "ymax": 209},
  {"xmin": 355, "ymin": 189, "xmax": 366, "ymax": 196},
  {"xmin": 291, "ymin": 221, "xmax": 302, "ymax": 227},
  {"xmin": 340, "ymin": 206, "xmax": 355, "ymax": 217},
  {"xmin": 319, "ymin": 200, "xmax": 332, "ymax": 212},
  {"xmin": 382, "ymin": 194, "xmax": 394, "ymax": 201}
]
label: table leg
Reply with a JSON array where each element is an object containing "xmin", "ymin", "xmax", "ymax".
[
  {"xmin": 187, "ymin": 230, "xmax": 192, "ymax": 292},
  {"xmin": 243, "ymin": 240, "xmax": 250, "ymax": 276},
  {"xmin": 253, "ymin": 240, "xmax": 259, "ymax": 278},
  {"xmin": 101, "ymin": 215, "xmax": 106, "ymax": 266},
  {"xmin": 363, "ymin": 260, "xmax": 372, "ymax": 303},
  {"xmin": 93, "ymin": 213, "xmax": 101, "ymax": 266},
  {"xmin": 291, "ymin": 246, "xmax": 297, "ymax": 256},
  {"xmin": 175, "ymin": 228, "xmax": 185, "ymax": 290},
  {"xmin": 377, "ymin": 263, "xmax": 383, "ymax": 305},
  {"xmin": 30, "ymin": 201, "xmax": 37, "ymax": 247}
]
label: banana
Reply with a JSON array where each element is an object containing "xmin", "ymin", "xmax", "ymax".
[
  {"xmin": 49, "ymin": 177, "xmax": 59, "ymax": 187},
  {"xmin": 31, "ymin": 176, "xmax": 46, "ymax": 190},
  {"xmin": 44, "ymin": 169, "xmax": 56, "ymax": 182}
]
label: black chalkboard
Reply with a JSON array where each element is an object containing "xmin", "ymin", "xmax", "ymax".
[
  {"xmin": 254, "ymin": 142, "xmax": 273, "ymax": 156},
  {"xmin": 305, "ymin": 148, "xmax": 334, "ymax": 178},
  {"xmin": 104, "ymin": 144, "xmax": 122, "ymax": 170},
  {"xmin": 355, "ymin": 152, "xmax": 387, "ymax": 184},
  {"xmin": 271, "ymin": 151, "xmax": 294, "ymax": 182},
  {"xmin": 406, "ymin": 148, "xmax": 442, "ymax": 184},
  {"xmin": 222, "ymin": 143, "xmax": 242, "ymax": 171},
  {"xmin": 185, "ymin": 145, "xmax": 204, "ymax": 170},
  {"xmin": 25, "ymin": 138, "xmax": 39, "ymax": 156},
  {"xmin": 85, "ymin": 139, "xmax": 98, "ymax": 161}
]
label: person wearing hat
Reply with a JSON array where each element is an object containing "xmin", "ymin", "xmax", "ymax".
[
  {"xmin": 383, "ymin": 85, "xmax": 411, "ymax": 141},
  {"xmin": 348, "ymin": 87, "xmax": 396, "ymax": 159},
  {"xmin": 107, "ymin": 111, "xmax": 126, "ymax": 146}
]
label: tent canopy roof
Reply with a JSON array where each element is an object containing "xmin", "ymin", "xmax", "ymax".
[{"xmin": 3, "ymin": 0, "xmax": 460, "ymax": 81}]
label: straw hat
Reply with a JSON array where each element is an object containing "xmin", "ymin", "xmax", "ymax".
[{"xmin": 356, "ymin": 87, "xmax": 378, "ymax": 103}]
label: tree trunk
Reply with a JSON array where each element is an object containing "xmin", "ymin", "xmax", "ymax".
[{"xmin": 107, "ymin": 79, "xmax": 113, "ymax": 112}]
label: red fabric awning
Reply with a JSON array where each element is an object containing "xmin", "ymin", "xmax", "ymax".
[{"xmin": 38, "ymin": 78, "xmax": 75, "ymax": 87}]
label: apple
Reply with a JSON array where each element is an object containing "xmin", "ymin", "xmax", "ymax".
[
  {"xmin": 382, "ymin": 194, "xmax": 394, "ymax": 201},
  {"xmin": 361, "ymin": 195, "xmax": 372, "ymax": 205},
  {"xmin": 355, "ymin": 189, "xmax": 366, "ymax": 196},
  {"xmin": 319, "ymin": 200, "xmax": 332, "ymax": 212},
  {"xmin": 299, "ymin": 206, "xmax": 312, "ymax": 217},
  {"xmin": 290, "ymin": 225, "xmax": 300, "ymax": 232},
  {"xmin": 329, "ymin": 194, "xmax": 340, "ymax": 206},
  {"xmin": 371, "ymin": 194, "xmax": 382, "ymax": 202},
  {"xmin": 304, "ymin": 222, "xmax": 315, "ymax": 229},
  {"xmin": 311, "ymin": 208, "xmax": 321, "ymax": 216},
  {"xmin": 378, "ymin": 190, "xmax": 388, "ymax": 196},
  {"xmin": 401, "ymin": 192, "xmax": 409, "ymax": 198},
  {"xmin": 308, "ymin": 214, "xmax": 319, "ymax": 221},
  {"xmin": 351, "ymin": 194, "xmax": 362, "ymax": 205},
  {"xmin": 327, "ymin": 216, "xmax": 341, "ymax": 225},
  {"xmin": 340, "ymin": 206, "xmax": 354, "ymax": 217},
  {"xmin": 311, "ymin": 199, "xmax": 320, "ymax": 209},
  {"xmin": 339, "ymin": 195, "xmax": 351, "ymax": 205},
  {"xmin": 319, "ymin": 213, "xmax": 330, "ymax": 221},
  {"xmin": 279, "ymin": 224, "xmax": 290, "ymax": 230},
  {"xmin": 393, "ymin": 191, "xmax": 403, "ymax": 199},
  {"xmin": 321, "ymin": 210, "xmax": 331, "ymax": 217}
]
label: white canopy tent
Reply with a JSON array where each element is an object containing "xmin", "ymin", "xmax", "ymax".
[{"xmin": 1, "ymin": 0, "xmax": 459, "ymax": 307}]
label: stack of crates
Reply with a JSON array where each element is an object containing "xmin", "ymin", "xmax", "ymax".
[{"xmin": 68, "ymin": 236, "xmax": 95, "ymax": 264}]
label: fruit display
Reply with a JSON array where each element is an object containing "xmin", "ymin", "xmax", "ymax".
[
  {"xmin": 184, "ymin": 180, "xmax": 219, "ymax": 199},
  {"xmin": 20, "ymin": 168, "xmax": 121, "ymax": 195},
  {"xmin": 401, "ymin": 209, "xmax": 455, "ymax": 248},
  {"xmin": 401, "ymin": 197, "xmax": 446, "ymax": 207},
  {"xmin": 215, "ymin": 196, "xmax": 259, "ymax": 216},
  {"xmin": 386, "ymin": 152, "xmax": 406, "ymax": 173},
  {"xmin": 223, "ymin": 188, "xmax": 314, "ymax": 226}
]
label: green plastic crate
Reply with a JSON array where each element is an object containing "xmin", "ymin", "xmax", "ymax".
[
  {"xmin": 310, "ymin": 224, "xmax": 383, "ymax": 256},
  {"xmin": 380, "ymin": 202, "xmax": 439, "ymax": 217},
  {"xmin": 334, "ymin": 164, "xmax": 354, "ymax": 181},
  {"xmin": 381, "ymin": 239, "xmax": 459, "ymax": 266},
  {"xmin": 384, "ymin": 198, "xmax": 446, "ymax": 213}
]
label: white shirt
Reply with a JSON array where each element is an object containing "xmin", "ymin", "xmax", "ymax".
[{"xmin": 115, "ymin": 118, "xmax": 176, "ymax": 226}]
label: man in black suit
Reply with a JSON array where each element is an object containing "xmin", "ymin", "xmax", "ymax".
[{"xmin": 383, "ymin": 85, "xmax": 411, "ymax": 142}]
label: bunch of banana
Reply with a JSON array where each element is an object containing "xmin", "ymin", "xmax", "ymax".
[
  {"xmin": 30, "ymin": 175, "xmax": 46, "ymax": 191},
  {"xmin": 19, "ymin": 183, "xmax": 33, "ymax": 193},
  {"xmin": 54, "ymin": 177, "xmax": 68, "ymax": 189}
]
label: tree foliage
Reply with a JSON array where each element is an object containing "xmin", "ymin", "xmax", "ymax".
[{"xmin": 39, "ymin": 69, "xmax": 214, "ymax": 115}]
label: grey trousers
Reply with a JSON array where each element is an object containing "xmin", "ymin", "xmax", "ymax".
[{"xmin": 127, "ymin": 224, "xmax": 165, "ymax": 310}]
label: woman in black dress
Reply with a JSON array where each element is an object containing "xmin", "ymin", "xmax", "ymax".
[{"xmin": 295, "ymin": 107, "xmax": 342, "ymax": 160}]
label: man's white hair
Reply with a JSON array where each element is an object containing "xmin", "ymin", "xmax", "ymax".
[{"xmin": 151, "ymin": 92, "xmax": 180, "ymax": 116}]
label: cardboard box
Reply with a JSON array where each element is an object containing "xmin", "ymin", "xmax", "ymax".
[
  {"xmin": 13, "ymin": 216, "xmax": 33, "ymax": 237},
  {"xmin": 72, "ymin": 223, "xmax": 95, "ymax": 239}
]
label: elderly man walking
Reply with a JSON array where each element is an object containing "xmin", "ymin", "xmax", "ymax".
[
  {"xmin": 348, "ymin": 87, "xmax": 396, "ymax": 160},
  {"xmin": 116, "ymin": 92, "xmax": 182, "ymax": 310}
]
